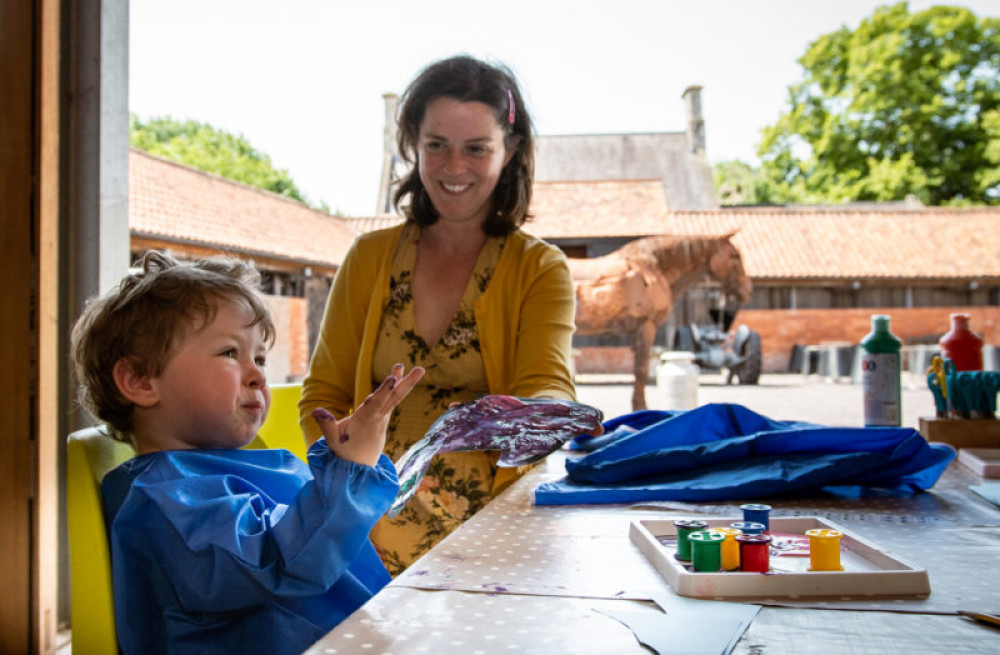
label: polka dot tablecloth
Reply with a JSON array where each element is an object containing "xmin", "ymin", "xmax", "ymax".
[
  {"xmin": 393, "ymin": 453, "xmax": 1000, "ymax": 614},
  {"xmin": 305, "ymin": 588, "xmax": 656, "ymax": 655},
  {"xmin": 307, "ymin": 451, "xmax": 1000, "ymax": 654}
]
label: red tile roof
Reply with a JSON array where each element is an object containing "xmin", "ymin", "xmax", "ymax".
[
  {"xmin": 129, "ymin": 150, "xmax": 1000, "ymax": 282},
  {"xmin": 660, "ymin": 208, "xmax": 1000, "ymax": 281},
  {"xmin": 129, "ymin": 149, "xmax": 359, "ymax": 268},
  {"xmin": 527, "ymin": 183, "xmax": 1000, "ymax": 281}
]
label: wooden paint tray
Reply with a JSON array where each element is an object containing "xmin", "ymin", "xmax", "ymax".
[
  {"xmin": 630, "ymin": 516, "xmax": 930, "ymax": 599},
  {"xmin": 958, "ymin": 448, "xmax": 1000, "ymax": 478}
]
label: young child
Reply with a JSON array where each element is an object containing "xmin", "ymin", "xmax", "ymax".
[{"xmin": 71, "ymin": 251, "xmax": 423, "ymax": 654}]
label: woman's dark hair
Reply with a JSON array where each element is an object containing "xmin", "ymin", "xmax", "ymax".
[{"xmin": 392, "ymin": 55, "xmax": 534, "ymax": 236}]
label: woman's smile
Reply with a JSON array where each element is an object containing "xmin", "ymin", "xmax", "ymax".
[{"xmin": 441, "ymin": 181, "xmax": 472, "ymax": 194}]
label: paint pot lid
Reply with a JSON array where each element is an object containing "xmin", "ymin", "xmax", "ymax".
[
  {"xmin": 688, "ymin": 530, "xmax": 725, "ymax": 543},
  {"xmin": 712, "ymin": 527, "xmax": 742, "ymax": 539},
  {"xmin": 805, "ymin": 528, "xmax": 842, "ymax": 539},
  {"xmin": 675, "ymin": 519, "xmax": 708, "ymax": 530},
  {"xmin": 740, "ymin": 503, "xmax": 772, "ymax": 512}
]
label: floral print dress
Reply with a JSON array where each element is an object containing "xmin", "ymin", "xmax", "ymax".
[{"xmin": 369, "ymin": 225, "xmax": 508, "ymax": 576}]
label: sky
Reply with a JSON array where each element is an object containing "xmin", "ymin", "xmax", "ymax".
[{"xmin": 130, "ymin": 0, "xmax": 1000, "ymax": 216}]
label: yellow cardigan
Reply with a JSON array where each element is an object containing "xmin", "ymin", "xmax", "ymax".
[{"xmin": 299, "ymin": 223, "xmax": 577, "ymax": 443}]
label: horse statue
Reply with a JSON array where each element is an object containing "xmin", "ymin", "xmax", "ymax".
[{"xmin": 568, "ymin": 233, "xmax": 753, "ymax": 411}]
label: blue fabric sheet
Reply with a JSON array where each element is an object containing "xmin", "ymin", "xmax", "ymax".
[{"xmin": 534, "ymin": 403, "xmax": 955, "ymax": 505}]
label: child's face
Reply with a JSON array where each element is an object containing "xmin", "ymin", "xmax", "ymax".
[{"xmin": 148, "ymin": 299, "xmax": 271, "ymax": 451}]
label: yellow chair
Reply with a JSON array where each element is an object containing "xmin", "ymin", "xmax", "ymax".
[
  {"xmin": 66, "ymin": 426, "xmax": 135, "ymax": 655},
  {"xmin": 249, "ymin": 382, "xmax": 307, "ymax": 461}
]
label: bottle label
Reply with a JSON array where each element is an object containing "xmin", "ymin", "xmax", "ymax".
[{"xmin": 861, "ymin": 352, "xmax": 900, "ymax": 426}]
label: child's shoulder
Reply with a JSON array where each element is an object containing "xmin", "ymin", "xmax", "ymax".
[
  {"xmin": 110, "ymin": 448, "xmax": 305, "ymax": 485},
  {"xmin": 104, "ymin": 448, "xmax": 311, "ymax": 518}
]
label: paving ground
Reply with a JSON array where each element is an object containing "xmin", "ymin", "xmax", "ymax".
[{"xmin": 575, "ymin": 371, "xmax": 937, "ymax": 430}]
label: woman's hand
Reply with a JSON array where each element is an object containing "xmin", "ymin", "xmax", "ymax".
[{"xmin": 311, "ymin": 363, "xmax": 424, "ymax": 466}]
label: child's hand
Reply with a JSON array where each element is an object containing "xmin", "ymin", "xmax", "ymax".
[{"xmin": 310, "ymin": 364, "xmax": 424, "ymax": 467}]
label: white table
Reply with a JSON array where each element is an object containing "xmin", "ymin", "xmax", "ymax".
[{"xmin": 306, "ymin": 452, "xmax": 1000, "ymax": 654}]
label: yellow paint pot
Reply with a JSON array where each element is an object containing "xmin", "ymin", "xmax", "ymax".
[
  {"xmin": 806, "ymin": 528, "xmax": 844, "ymax": 571},
  {"xmin": 713, "ymin": 527, "xmax": 742, "ymax": 571}
]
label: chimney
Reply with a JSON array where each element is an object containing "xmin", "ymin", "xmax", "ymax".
[
  {"xmin": 376, "ymin": 93, "xmax": 401, "ymax": 214},
  {"xmin": 682, "ymin": 85, "xmax": 705, "ymax": 156}
]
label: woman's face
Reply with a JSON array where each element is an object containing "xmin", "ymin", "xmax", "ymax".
[{"xmin": 417, "ymin": 96, "xmax": 513, "ymax": 228}]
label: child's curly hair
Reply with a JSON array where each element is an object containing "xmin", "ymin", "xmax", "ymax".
[{"xmin": 70, "ymin": 251, "xmax": 276, "ymax": 442}]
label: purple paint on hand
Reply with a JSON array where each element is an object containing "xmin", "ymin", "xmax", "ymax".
[
  {"xmin": 339, "ymin": 433, "xmax": 350, "ymax": 444},
  {"xmin": 362, "ymin": 376, "xmax": 396, "ymax": 408},
  {"xmin": 312, "ymin": 408, "xmax": 336, "ymax": 422}
]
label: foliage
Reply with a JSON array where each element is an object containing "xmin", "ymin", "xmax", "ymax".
[
  {"xmin": 130, "ymin": 115, "xmax": 311, "ymax": 205},
  {"xmin": 757, "ymin": 2, "xmax": 1000, "ymax": 205},
  {"xmin": 713, "ymin": 160, "xmax": 781, "ymax": 205}
]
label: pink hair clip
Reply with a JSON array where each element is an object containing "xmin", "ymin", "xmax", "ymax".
[{"xmin": 507, "ymin": 89, "xmax": 516, "ymax": 125}]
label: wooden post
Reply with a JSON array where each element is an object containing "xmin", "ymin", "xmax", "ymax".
[
  {"xmin": 0, "ymin": 0, "xmax": 50, "ymax": 651},
  {"xmin": 36, "ymin": 0, "xmax": 63, "ymax": 650}
]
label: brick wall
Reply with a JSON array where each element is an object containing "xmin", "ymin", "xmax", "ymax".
[
  {"xmin": 573, "ymin": 346, "xmax": 635, "ymax": 374},
  {"xmin": 735, "ymin": 306, "xmax": 1000, "ymax": 372},
  {"xmin": 286, "ymin": 297, "xmax": 309, "ymax": 379},
  {"xmin": 264, "ymin": 295, "xmax": 310, "ymax": 383},
  {"xmin": 574, "ymin": 306, "xmax": 1000, "ymax": 375}
]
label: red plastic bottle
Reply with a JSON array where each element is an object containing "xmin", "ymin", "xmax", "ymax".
[{"xmin": 939, "ymin": 313, "xmax": 983, "ymax": 371}]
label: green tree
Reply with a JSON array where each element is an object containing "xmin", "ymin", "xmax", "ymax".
[
  {"xmin": 130, "ymin": 115, "xmax": 311, "ymax": 205},
  {"xmin": 758, "ymin": 2, "xmax": 1000, "ymax": 205},
  {"xmin": 713, "ymin": 159, "xmax": 782, "ymax": 205}
]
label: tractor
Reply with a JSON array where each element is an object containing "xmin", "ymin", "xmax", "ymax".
[{"xmin": 673, "ymin": 307, "xmax": 762, "ymax": 385}]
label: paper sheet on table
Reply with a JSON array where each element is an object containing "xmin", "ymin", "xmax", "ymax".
[{"xmin": 595, "ymin": 593, "xmax": 759, "ymax": 655}]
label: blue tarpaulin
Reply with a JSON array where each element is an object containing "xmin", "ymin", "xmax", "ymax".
[{"xmin": 534, "ymin": 403, "xmax": 955, "ymax": 505}]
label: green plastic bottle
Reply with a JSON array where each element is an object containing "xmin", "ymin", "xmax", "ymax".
[{"xmin": 860, "ymin": 315, "xmax": 902, "ymax": 427}]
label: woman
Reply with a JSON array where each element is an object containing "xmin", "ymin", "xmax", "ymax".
[{"xmin": 299, "ymin": 55, "xmax": 578, "ymax": 575}]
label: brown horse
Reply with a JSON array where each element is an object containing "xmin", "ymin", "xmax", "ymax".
[{"xmin": 568, "ymin": 233, "xmax": 752, "ymax": 411}]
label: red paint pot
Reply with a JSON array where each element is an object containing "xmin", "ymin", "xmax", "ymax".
[{"xmin": 737, "ymin": 533, "xmax": 772, "ymax": 573}]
